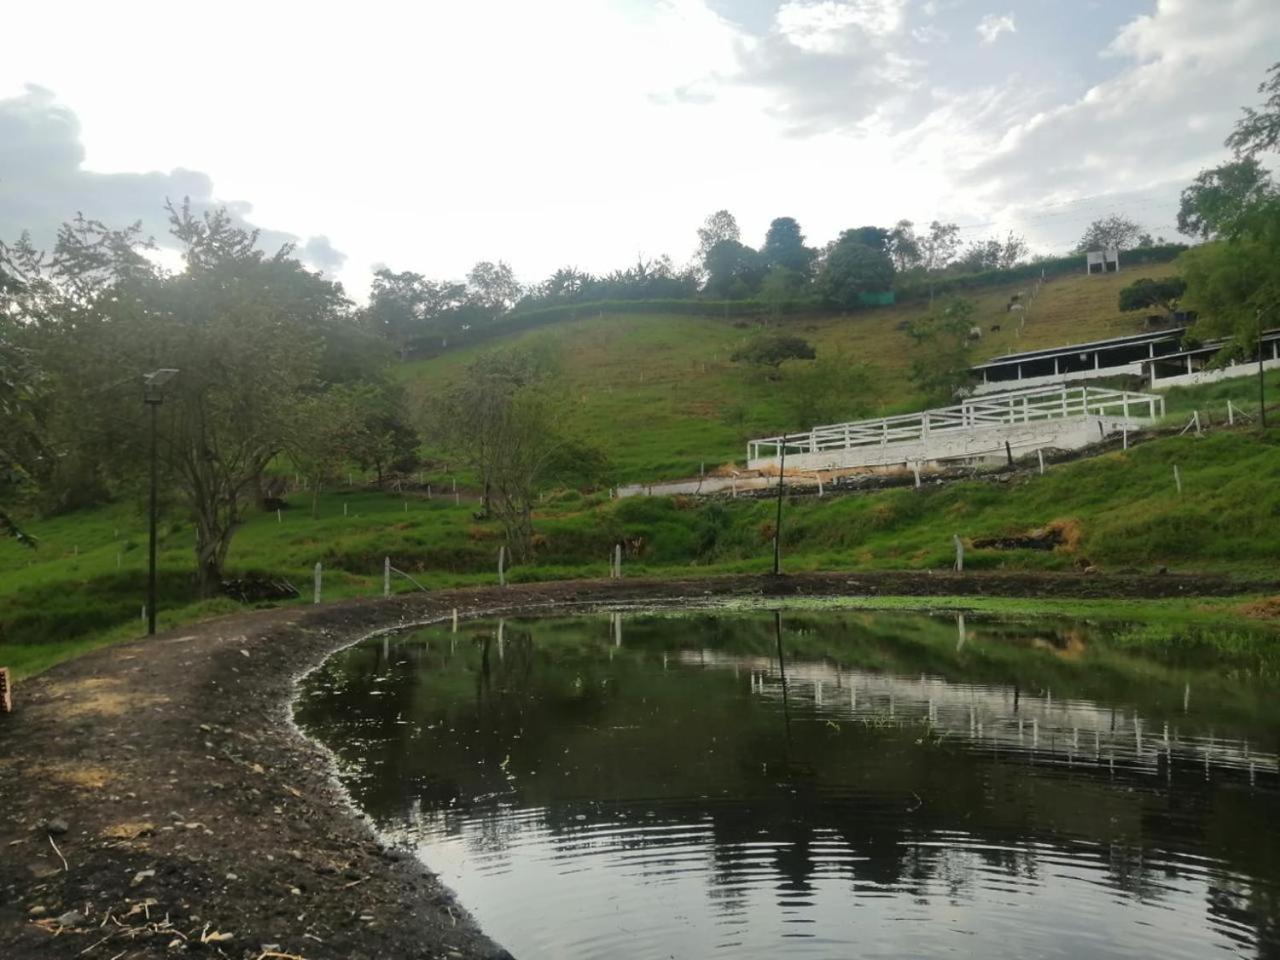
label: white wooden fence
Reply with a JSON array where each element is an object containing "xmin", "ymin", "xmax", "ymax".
[{"xmin": 748, "ymin": 385, "xmax": 1164, "ymax": 468}]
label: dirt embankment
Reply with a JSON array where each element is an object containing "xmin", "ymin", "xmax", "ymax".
[{"xmin": 0, "ymin": 571, "xmax": 1271, "ymax": 959}]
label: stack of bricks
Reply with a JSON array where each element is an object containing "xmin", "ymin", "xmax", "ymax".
[{"xmin": 0, "ymin": 667, "xmax": 11, "ymax": 714}]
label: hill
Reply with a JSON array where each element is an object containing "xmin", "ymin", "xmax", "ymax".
[
  {"xmin": 403, "ymin": 264, "xmax": 1179, "ymax": 483},
  {"xmin": 3, "ymin": 368, "xmax": 1278, "ymax": 679}
]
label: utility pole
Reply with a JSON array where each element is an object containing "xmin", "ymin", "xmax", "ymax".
[
  {"xmin": 773, "ymin": 436, "xmax": 787, "ymax": 576},
  {"xmin": 142, "ymin": 369, "xmax": 178, "ymax": 637}
]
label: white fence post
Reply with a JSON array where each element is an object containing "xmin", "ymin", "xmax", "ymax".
[
  {"xmin": 1228, "ymin": 399, "xmax": 1235, "ymax": 426},
  {"xmin": 1037, "ymin": 449, "xmax": 1045, "ymax": 475},
  {"xmin": 953, "ymin": 535, "xmax": 964, "ymax": 572},
  {"xmin": 383, "ymin": 556, "xmax": 391, "ymax": 598},
  {"xmin": 911, "ymin": 463, "xmax": 921, "ymax": 488},
  {"xmin": 614, "ymin": 543, "xmax": 622, "ymax": 580},
  {"xmin": 1173, "ymin": 465, "xmax": 1182, "ymax": 495},
  {"xmin": 498, "ymin": 545, "xmax": 506, "ymax": 587},
  {"xmin": 451, "ymin": 607, "xmax": 459, "ymax": 632},
  {"xmin": 276, "ymin": 508, "xmax": 282, "ymax": 523},
  {"xmin": 313, "ymin": 562, "xmax": 322, "ymax": 604}
]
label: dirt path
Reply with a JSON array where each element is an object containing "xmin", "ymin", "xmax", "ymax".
[{"xmin": 0, "ymin": 571, "xmax": 1270, "ymax": 959}]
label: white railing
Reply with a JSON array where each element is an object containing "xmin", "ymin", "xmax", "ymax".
[{"xmin": 748, "ymin": 385, "xmax": 1164, "ymax": 462}]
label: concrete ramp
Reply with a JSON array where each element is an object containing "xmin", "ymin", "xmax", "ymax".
[{"xmin": 748, "ymin": 385, "xmax": 1163, "ymax": 472}]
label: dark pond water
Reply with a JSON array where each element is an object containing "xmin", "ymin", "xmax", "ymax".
[{"xmin": 295, "ymin": 607, "xmax": 1280, "ymax": 959}]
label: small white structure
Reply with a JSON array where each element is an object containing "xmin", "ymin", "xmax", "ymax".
[
  {"xmin": 1086, "ymin": 246, "xmax": 1120, "ymax": 275},
  {"xmin": 747, "ymin": 384, "xmax": 1162, "ymax": 473}
]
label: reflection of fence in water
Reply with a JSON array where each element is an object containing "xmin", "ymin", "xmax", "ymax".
[{"xmin": 681, "ymin": 649, "xmax": 1278, "ymax": 784}]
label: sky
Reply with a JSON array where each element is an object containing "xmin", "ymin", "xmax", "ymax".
[{"xmin": 1, "ymin": 0, "xmax": 1278, "ymax": 299}]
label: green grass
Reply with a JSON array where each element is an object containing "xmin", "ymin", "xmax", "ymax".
[
  {"xmin": 4, "ymin": 408, "xmax": 1279, "ymax": 679},
  {"xmin": 401, "ymin": 267, "xmax": 1176, "ymax": 482},
  {"xmin": 10, "ymin": 264, "xmax": 1279, "ymax": 679}
]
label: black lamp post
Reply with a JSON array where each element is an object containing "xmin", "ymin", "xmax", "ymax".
[{"xmin": 143, "ymin": 369, "xmax": 178, "ymax": 636}]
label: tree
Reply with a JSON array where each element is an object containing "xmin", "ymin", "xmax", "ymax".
[
  {"xmin": 916, "ymin": 220, "xmax": 961, "ymax": 301},
  {"xmin": 818, "ymin": 230, "xmax": 894, "ymax": 309},
  {"xmin": 284, "ymin": 388, "xmax": 366, "ymax": 518},
  {"xmin": 955, "ymin": 232, "xmax": 1028, "ymax": 272},
  {"xmin": 1117, "ymin": 277, "xmax": 1188, "ymax": 321},
  {"xmin": 780, "ymin": 353, "xmax": 874, "ymax": 428},
  {"xmin": 730, "ymin": 334, "xmax": 816, "ymax": 379},
  {"xmin": 429, "ymin": 343, "xmax": 606, "ymax": 560},
  {"xmin": 1177, "ymin": 158, "xmax": 1274, "ymax": 240},
  {"xmin": 366, "ymin": 268, "xmax": 468, "ymax": 358},
  {"xmin": 888, "ymin": 220, "xmax": 922, "ymax": 273},
  {"xmin": 1179, "ymin": 236, "xmax": 1280, "ymax": 359},
  {"xmin": 703, "ymin": 239, "xmax": 763, "ymax": 298},
  {"xmin": 761, "ymin": 217, "xmax": 815, "ymax": 278},
  {"xmin": 1225, "ymin": 61, "xmax": 1280, "ymax": 158},
  {"xmin": 1076, "ymin": 215, "xmax": 1145, "ymax": 252},
  {"xmin": 759, "ymin": 265, "xmax": 806, "ymax": 315},
  {"xmin": 0, "ymin": 245, "xmax": 41, "ymax": 547},
  {"xmin": 466, "ymin": 260, "xmax": 522, "ymax": 318},
  {"xmin": 904, "ymin": 298, "xmax": 976, "ymax": 402},
  {"xmin": 696, "ymin": 210, "xmax": 741, "ymax": 266}
]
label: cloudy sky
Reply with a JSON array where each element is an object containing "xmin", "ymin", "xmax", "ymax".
[{"xmin": 1, "ymin": 0, "xmax": 1277, "ymax": 298}]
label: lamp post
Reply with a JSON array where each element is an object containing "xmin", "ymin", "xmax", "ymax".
[{"xmin": 143, "ymin": 369, "xmax": 178, "ymax": 636}]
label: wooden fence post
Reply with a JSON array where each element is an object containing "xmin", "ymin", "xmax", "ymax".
[
  {"xmin": 498, "ymin": 546, "xmax": 506, "ymax": 587},
  {"xmin": 1173, "ymin": 464, "xmax": 1182, "ymax": 495},
  {"xmin": 1228, "ymin": 399, "xmax": 1235, "ymax": 426},
  {"xmin": 614, "ymin": 543, "xmax": 622, "ymax": 580},
  {"xmin": 383, "ymin": 557, "xmax": 391, "ymax": 598},
  {"xmin": 313, "ymin": 562, "xmax": 322, "ymax": 604},
  {"xmin": 953, "ymin": 535, "xmax": 964, "ymax": 572},
  {"xmin": 1037, "ymin": 449, "xmax": 1045, "ymax": 475}
]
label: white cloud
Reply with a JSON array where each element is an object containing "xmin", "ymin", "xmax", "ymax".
[
  {"xmin": 976, "ymin": 13, "xmax": 1016, "ymax": 44},
  {"xmin": 776, "ymin": 0, "xmax": 906, "ymax": 51}
]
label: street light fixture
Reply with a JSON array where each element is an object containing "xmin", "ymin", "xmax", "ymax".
[{"xmin": 143, "ymin": 369, "xmax": 178, "ymax": 636}]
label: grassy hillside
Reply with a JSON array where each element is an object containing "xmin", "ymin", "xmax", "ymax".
[
  {"xmin": 403, "ymin": 265, "xmax": 1179, "ymax": 482},
  {"xmin": 3, "ymin": 399, "xmax": 1277, "ymax": 678}
]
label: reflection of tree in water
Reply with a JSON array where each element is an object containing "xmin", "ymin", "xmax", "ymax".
[{"xmin": 296, "ymin": 611, "xmax": 1280, "ymax": 954}]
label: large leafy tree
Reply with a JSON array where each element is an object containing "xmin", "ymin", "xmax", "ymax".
[
  {"xmin": 1117, "ymin": 277, "xmax": 1187, "ymax": 321},
  {"xmin": 761, "ymin": 217, "xmax": 815, "ymax": 279},
  {"xmin": 428, "ymin": 343, "xmax": 607, "ymax": 560},
  {"xmin": 1177, "ymin": 158, "xmax": 1274, "ymax": 240},
  {"xmin": 818, "ymin": 230, "xmax": 894, "ymax": 309},
  {"xmin": 11, "ymin": 202, "xmax": 356, "ymax": 595},
  {"xmin": 1176, "ymin": 61, "xmax": 1280, "ymax": 418},
  {"xmin": 703, "ymin": 239, "xmax": 764, "ymax": 298},
  {"xmin": 1076, "ymin": 215, "xmax": 1145, "ymax": 252},
  {"xmin": 366, "ymin": 268, "xmax": 469, "ymax": 358},
  {"xmin": 1225, "ymin": 61, "xmax": 1280, "ymax": 158},
  {"xmin": 695, "ymin": 210, "xmax": 741, "ymax": 267}
]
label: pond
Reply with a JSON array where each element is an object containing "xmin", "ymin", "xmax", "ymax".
[{"xmin": 295, "ymin": 607, "xmax": 1280, "ymax": 959}]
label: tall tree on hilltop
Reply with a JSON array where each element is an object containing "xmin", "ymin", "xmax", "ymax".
[
  {"xmin": 1076, "ymin": 215, "xmax": 1145, "ymax": 252},
  {"xmin": 467, "ymin": 260, "xmax": 522, "ymax": 319},
  {"xmin": 761, "ymin": 217, "xmax": 815, "ymax": 278},
  {"xmin": 916, "ymin": 220, "xmax": 961, "ymax": 302},
  {"xmin": 818, "ymin": 229, "xmax": 894, "ymax": 310},
  {"xmin": 888, "ymin": 220, "xmax": 922, "ymax": 272},
  {"xmin": 696, "ymin": 210, "xmax": 741, "ymax": 267}
]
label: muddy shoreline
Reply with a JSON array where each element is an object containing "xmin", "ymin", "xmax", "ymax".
[{"xmin": 0, "ymin": 571, "xmax": 1271, "ymax": 959}]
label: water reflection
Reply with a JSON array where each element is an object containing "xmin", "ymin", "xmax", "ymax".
[{"xmin": 296, "ymin": 608, "xmax": 1280, "ymax": 959}]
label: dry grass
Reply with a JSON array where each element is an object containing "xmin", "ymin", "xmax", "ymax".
[
  {"xmin": 42, "ymin": 676, "xmax": 169, "ymax": 719},
  {"xmin": 35, "ymin": 760, "xmax": 117, "ymax": 790}
]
